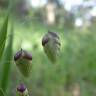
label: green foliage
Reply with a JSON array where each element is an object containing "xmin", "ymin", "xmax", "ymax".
[
  {"xmin": 0, "ymin": 15, "xmax": 9, "ymax": 60},
  {"xmin": 0, "ymin": 19, "xmax": 14, "ymax": 93},
  {"xmin": 0, "ymin": 2, "xmax": 96, "ymax": 96},
  {"xmin": 0, "ymin": 88, "xmax": 5, "ymax": 96}
]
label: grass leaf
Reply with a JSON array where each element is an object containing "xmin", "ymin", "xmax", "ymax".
[
  {"xmin": 0, "ymin": 15, "xmax": 9, "ymax": 60},
  {"xmin": 0, "ymin": 20, "xmax": 14, "ymax": 93},
  {"xmin": 0, "ymin": 88, "xmax": 5, "ymax": 96}
]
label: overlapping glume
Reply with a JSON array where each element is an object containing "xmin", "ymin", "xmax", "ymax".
[
  {"xmin": 16, "ymin": 83, "xmax": 29, "ymax": 96},
  {"xmin": 14, "ymin": 49, "xmax": 32, "ymax": 77},
  {"xmin": 42, "ymin": 31, "xmax": 61, "ymax": 63}
]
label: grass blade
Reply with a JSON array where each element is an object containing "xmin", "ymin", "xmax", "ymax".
[
  {"xmin": 0, "ymin": 15, "xmax": 9, "ymax": 60},
  {"xmin": 0, "ymin": 88, "xmax": 5, "ymax": 96},
  {"xmin": 0, "ymin": 20, "xmax": 14, "ymax": 93}
]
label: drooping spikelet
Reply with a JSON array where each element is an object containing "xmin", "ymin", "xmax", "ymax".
[
  {"xmin": 14, "ymin": 49, "xmax": 32, "ymax": 77},
  {"xmin": 42, "ymin": 31, "xmax": 61, "ymax": 63},
  {"xmin": 16, "ymin": 83, "xmax": 29, "ymax": 96}
]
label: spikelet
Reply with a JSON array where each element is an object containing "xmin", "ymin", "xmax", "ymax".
[
  {"xmin": 42, "ymin": 31, "xmax": 61, "ymax": 63},
  {"xmin": 16, "ymin": 83, "xmax": 29, "ymax": 96},
  {"xmin": 14, "ymin": 49, "xmax": 32, "ymax": 77}
]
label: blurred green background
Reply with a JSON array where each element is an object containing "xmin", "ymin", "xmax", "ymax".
[{"xmin": 0, "ymin": 0, "xmax": 96, "ymax": 96}]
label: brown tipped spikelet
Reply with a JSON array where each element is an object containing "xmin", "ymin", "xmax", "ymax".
[
  {"xmin": 16, "ymin": 83, "xmax": 29, "ymax": 96},
  {"xmin": 14, "ymin": 49, "xmax": 32, "ymax": 77},
  {"xmin": 42, "ymin": 31, "xmax": 61, "ymax": 63}
]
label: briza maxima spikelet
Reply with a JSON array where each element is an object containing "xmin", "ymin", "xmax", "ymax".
[
  {"xmin": 42, "ymin": 31, "xmax": 61, "ymax": 63},
  {"xmin": 16, "ymin": 83, "xmax": 29, "ymax": 96},
  {"xmin": 14, "ymin": 49, "xmax": 32, "ymax": 77}
]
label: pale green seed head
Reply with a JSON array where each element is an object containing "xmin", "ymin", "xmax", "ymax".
[
  {"xmin": 14, "ymin": 49, "xmax": 32, "ymax": 77},
  {"xmin": 16, "ymin": 84, "xmax": 29, "ymax": 96},
  {"xmin": 42, "ymin": 31, "xmax": 61, "ymax": 63}
]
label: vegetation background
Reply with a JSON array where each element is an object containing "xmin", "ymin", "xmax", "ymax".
[{"xmin": 0, "ymin": 0, "xmax": 96, "ymax": 96}]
